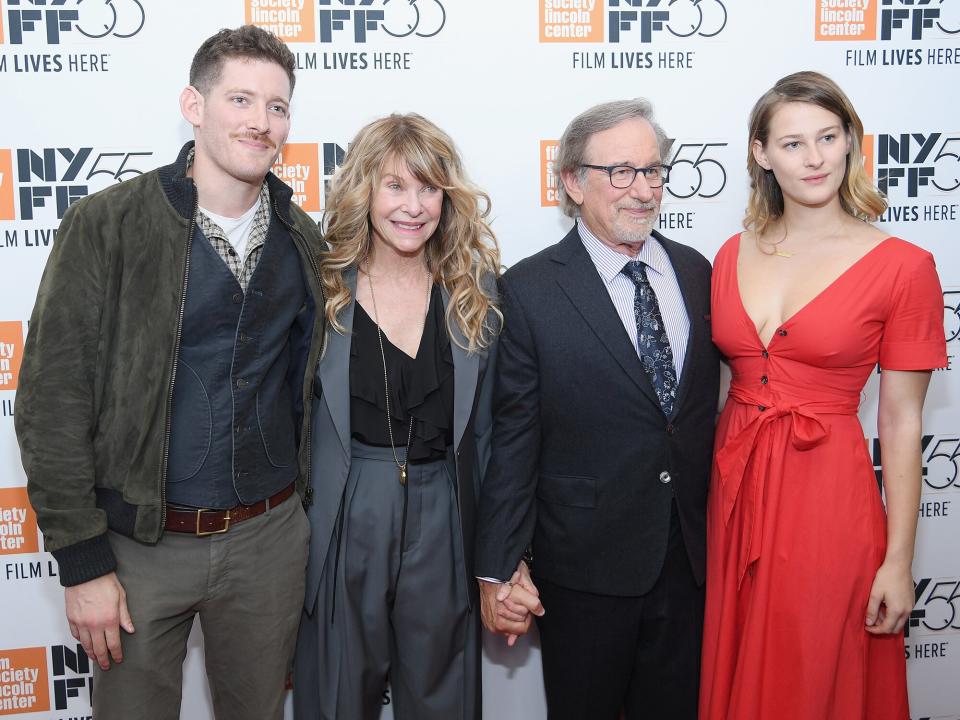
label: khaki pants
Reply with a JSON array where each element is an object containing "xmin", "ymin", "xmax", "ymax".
[{"xmin": 93, "ymin": 493, "xmax": 310, "ymax": 720}]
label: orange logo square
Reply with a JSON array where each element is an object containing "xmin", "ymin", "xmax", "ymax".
[
  {"xmin": 245, "ymin": 0, "xmax": 316, "ymax": 43},
  {"xmin": 0, "ymin": 487, "xmax": 40, "ymax": 555},
  {"xmin": 0, "ymin": 150, "xmax": 14, "ymax": 221},
  {"xmin": 0, "ymin": 0, "xmax": 5, "ymax": 45},
  {"xmin": 0, "ymin": 321, "xmax": 24, "ymax": 391},
  {"xmin": 540, "ymin": 0, "xmax": 604, "ymax": 42},
  {"xmin": 0, "ymin": 648, "xmax": 50, "ymax": 715},
  {"xmin": 541, "ymin": 140, "xmax": 560, "ymax": 207},
  {"xmin": 862, "ymin": 134, "xmax": 875, "ymax": 182},
  {"xmin": 273, "ymin": 143, "xmax": 320, "ymax": 213},
  {"xmin": 815, "ymin": 0, "xmax": 876, "ymax": 41}
]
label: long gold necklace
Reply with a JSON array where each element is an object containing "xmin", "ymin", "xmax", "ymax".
[{"xmin": 364, "ymin": 261, "xmax": 432, "ymax": 485}]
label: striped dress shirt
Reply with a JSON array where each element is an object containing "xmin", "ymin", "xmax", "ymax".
[{"xmin": 578, "ymin": 219, "xmax": 690, "ymax": 381}]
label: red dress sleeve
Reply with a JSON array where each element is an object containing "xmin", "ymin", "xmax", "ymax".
[{"xmin": 879, "ymin": 245, "xmax": 948, "ymax": 370}]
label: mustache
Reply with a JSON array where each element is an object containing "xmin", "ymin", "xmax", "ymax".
[
  {"xmin": 616, "ymin": 201, "xmax": 659, "ymax": 212},
  {"xmin": 231, "ymin": 132, "xmax": 276, "ymax": 149}
]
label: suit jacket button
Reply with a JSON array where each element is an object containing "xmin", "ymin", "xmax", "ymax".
[{"xmin": 659, "ymin": 471, "xmax": 671, "ymax": 484}]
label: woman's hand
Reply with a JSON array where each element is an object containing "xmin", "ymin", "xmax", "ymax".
[{"xmin": 865, "ymin": 561, "xmax": 915, "ymax": 635}]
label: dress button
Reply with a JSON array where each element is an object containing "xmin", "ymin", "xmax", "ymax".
[
  {"xmin": 760, "ymin": 375, "xmax": 768, "ymax": 385},
  {"xmin": 778, "ymin": 328, "xmax": 788, "ymax": 337},
  {"xmin": 761, "ymin": 350, "xmax": 769, "ymax": 358},
  {"xmin": 659, "ymin": 471, "xmax": 672, "ymax": 484}
]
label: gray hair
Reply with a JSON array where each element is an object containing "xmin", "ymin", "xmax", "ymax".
[{"xmin": 556, "ymin": 99, "xmax": 672, "ymax": 218}]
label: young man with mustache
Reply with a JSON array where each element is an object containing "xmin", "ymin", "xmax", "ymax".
[{"xmin": 15, "ymin": 25, "xmax": 325, "ymax": 720}]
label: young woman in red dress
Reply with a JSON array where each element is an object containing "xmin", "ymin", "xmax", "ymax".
[{"xmin": 699, "ymin": 71, "xmax": 947, "ymax": 720}]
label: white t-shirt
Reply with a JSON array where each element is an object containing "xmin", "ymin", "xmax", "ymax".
[{"xmin": 199, "ymin": 197, "xmax": 261, "ymax": 262}]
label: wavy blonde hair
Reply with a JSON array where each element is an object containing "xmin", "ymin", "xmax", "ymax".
[
  {"xmin": 745, "ymin": 71, "xmax": 886, "ymax": 238},
  {"xmin": 320, "ymin": 113, "xmax": 502, "ymax": 353}
]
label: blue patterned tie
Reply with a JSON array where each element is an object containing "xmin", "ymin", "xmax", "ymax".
[{"xmin": 623, "ymin": 260, "xmax": 678, "ymax": 416}]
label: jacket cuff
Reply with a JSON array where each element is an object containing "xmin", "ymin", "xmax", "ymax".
[{"xmin": 51, "ymin": 534, "xmax": 118, "ymax": 587}]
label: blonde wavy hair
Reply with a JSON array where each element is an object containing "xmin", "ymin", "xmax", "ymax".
[
  {"xmin": 320, "ymin": 113, "xmax": 502, "ymax": 353},
  {"xmin": 745, "ymin": 71, "xmax": 886, "ymax": 238}
]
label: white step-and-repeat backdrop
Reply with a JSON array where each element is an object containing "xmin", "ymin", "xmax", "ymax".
[{"xmin": 0, "ymin": 1, "xmax": 958, "ymax": 718}]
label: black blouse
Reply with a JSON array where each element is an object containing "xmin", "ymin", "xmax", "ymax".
[{"xmin": 349, "ymin": 285, "xmax": 455, "ymax": 462}]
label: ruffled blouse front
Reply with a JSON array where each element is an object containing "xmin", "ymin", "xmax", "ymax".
[{"xmin": 349, "ymin": 285, "xmax": 455, "ymax": 462}]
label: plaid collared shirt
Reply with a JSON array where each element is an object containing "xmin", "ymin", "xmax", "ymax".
[{"xmin": 187, "ymin": 148, "xmax": 271, "ymax": 292}]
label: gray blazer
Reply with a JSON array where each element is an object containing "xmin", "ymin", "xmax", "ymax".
[{"xmin": 304, "ymin": 266, "xmax": 497, "ymax": 613}]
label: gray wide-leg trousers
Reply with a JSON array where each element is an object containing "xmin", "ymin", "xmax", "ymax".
[{"xmin": 294, "ymin": 441, "xmax": 479, "ymax": 720}]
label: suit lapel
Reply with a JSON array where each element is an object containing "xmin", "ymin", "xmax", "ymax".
[
  {"xmin": 442, "ymin": 286, "xmax": 480, "ymax": 451},
  {"xmin": 656, "ymin": 232, "xmax": 703, "ymax": 415},
  {"xmin": 317, "ymin": 266, "xmax": 356, "ymax": 460},
  {"xmin": 552, "ymin": 228, "xmax": 660, "ymax": 409}
]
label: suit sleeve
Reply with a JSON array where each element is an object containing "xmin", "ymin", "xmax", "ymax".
[
  {"xmin": 14, "ymin": 202, "xmax": 116, "ymax": 586},
  {"xmin": 474, "ymin": 273, "xmax": 542, "ymax": 581}
]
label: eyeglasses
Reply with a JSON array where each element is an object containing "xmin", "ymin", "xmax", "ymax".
[{"xmin": 580, "ymin": 163, "xmax": 672, "ymax": 189}]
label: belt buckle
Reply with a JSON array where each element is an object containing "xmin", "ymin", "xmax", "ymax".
[{"xmin": 195, "ymin": 508, "xmax": 231, "ymax": 536}]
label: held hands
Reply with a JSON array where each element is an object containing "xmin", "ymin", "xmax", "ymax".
[
  {"xmin": 478, "ymin": 561, "xmax": 544, "ymax": 646},
  {"xmin": 865, "ymin": 561, "xmax": 915, "ymax": 635},
  {"xmin": 64, "ymin": 571, "xmax": 135, "ymax": 670}
]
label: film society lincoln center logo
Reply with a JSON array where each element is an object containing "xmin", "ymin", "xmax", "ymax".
[
  {"xmin": 245, "ymin": 0, "xmax": 447, "ymax": 43},
  {"xmin": 540, "ymin": 138, "xmax": 729, "ymax": 207},
  {"xmin": 540, "ymin": 0, "xmax": 728, "ymax": 44},
  {"xmin": 0, "ymin": 644, "xmax": 94, "ymax": 715},
  {"xmin": 815, "ymin": 0, "xmax": 960, "ymax": 41}
]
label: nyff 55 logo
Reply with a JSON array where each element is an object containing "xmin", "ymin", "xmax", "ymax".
[
  {"xmin": 246, "ymin": 0, "xmax": 446, "ymax": 44},
  {"xmin": 1, "ymin": 0, "xmax": 146, "ymax": 45},
  {"xmin": 540, "ymin": 0, "xmax": 727, "ymax": 44},
  {"xmin": 869, "ymin": 433, "xmax": 960, "ymax": 492},
  {"xmin": 908, "ymin": 576, "xmax": 960, "ymax": 638},
  {"xmin": 539, "ymin": 137, "xmax": 728, "ymax": 208},
  {"xmin": 815, "ymin": 0, "xmax": 960, "ymax": 41},
  {"xmin": 0, "ymin": 146, "xmax": 153, "ymax": 222},
  {"xmin": 861, "ymin": 132, "xmax": 960, "ymax": 198},
  {"xmin": 0, "ymin": 644, "xmax": 93, "ymax": 715}
]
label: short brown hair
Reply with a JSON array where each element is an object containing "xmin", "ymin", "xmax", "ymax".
[{"xmin": 190, "ymin": 25, "xmax": 296, "ymax": 97}]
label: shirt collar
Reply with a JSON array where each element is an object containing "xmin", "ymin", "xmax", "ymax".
[{"xmin": 576, "ymin": 218, "xmax": 669, "ymax": 285}]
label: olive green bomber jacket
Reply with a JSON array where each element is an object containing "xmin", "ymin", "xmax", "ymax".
[{"xmin": 14, "ymin": 142, "xmax": 326, "ymax": 586}]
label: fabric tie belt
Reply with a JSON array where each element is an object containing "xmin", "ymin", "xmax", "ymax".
[
  {"xmin": 164, "ymin": 483, "xmax": 295, "ymax": 536},
  {"xmin": 714, "ymin": 385, "xmax": 859, "ymax": 587}
]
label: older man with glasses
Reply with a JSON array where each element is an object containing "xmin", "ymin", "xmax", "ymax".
[{"xmin": 475, "ymin": 99, "xmax": 720, "ymax": 720}]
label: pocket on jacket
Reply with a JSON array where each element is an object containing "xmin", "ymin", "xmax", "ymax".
[
  {"xmin": 167, "ymin": 360, "xmax": 212, "ymax": 482},
  {"xmin": 536, "ymin": 474, "xmax": 597, "ymax": 508}
]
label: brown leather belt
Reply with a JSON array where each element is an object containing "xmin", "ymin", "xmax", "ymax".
[{"xmin": 163, "ymin": 483, "xmax": 295, "ymax": 536}]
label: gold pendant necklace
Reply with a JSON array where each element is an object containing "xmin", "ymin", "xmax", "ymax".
[{"xmin": 365, "ymin": 261, "xmax": 432, "ymax": 485}]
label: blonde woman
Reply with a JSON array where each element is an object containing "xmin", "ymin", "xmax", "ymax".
[
  {"xmin": 293, "ymin": 113, "xmax": 501, "ymax": 720},
  {"xmin": 700, "ymin": 71, "xmax": 947, "ymax": 719}
]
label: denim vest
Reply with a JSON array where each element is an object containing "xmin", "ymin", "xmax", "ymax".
[{"xmin": 166, "ymin": 217, "xmax": 308, "ymax": 508}]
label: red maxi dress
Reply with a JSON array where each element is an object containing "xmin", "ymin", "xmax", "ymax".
[{"xmin": 699, "ymin": 234, "xmax": 947, "ymax": 720}]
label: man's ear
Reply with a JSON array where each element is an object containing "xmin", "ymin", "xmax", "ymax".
[
  {"xmin": 561, "ymin": 169, "xmax": 585, "ymax": 206},
  {"xmin": 752, "ymin": 139, "xmax": 771, "ymax": 171},
  {"xmin": 180, "ymin": 85, "xmax": 203, "ymax": 127}
]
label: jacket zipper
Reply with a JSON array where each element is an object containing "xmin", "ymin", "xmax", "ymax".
[
  {"xmin": 159, "ymin": 197, "xmax": 198, "ymax": 528},
  {"xmin": 275, "ymin": 204, "xmax": 325, "ymax": 505}
]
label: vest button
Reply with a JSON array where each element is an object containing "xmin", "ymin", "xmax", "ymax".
[
  {"xmin": 666, "ymin": 423, "xmax": 676, "ymax": 435},
  {"xmin": 761, "ymin": 350, "xmax": 769, "ymax": 358},
  {"xmin": 232, "ymin": 293, "xmax": 242, "ymax": 303},
  {"xmin": 760, "ymin": 375, "xmax": 768, "ymax": 385},
  {"xmin": 236, "ymin": 378, "xmax": 248, "ymax": 388},
  {"xmin": 778, "ymin": 328, "xmax": 788, "ymax": 336},
  {"xmin": 659, "ymin": 471, "xmax": 672, "ymax": 484},
  {"xmin": 758, "ymin": 405, "xmax": 767, "ymax": 412},
  {"xmin": 239, "ymin": 332, "xmax": 249, "ymax": 343}
]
